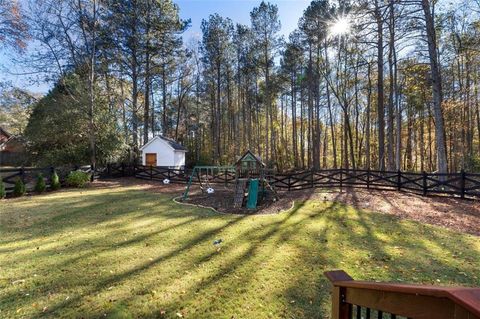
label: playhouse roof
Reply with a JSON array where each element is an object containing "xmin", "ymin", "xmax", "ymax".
[
  {"xmin": 140, "ymin": 135, "xmax": 187, "ymax": 151},
  {"xmin": 235, "ymin": 150, "xmax": 265, "ymax": 167}
]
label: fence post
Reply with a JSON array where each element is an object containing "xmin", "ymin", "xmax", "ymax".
[
  {"xmin": 397, "ymin": 170, "xmax": 401, "ymax": 191},
  {"xmin": 50, "ymin": 166, "xmax": 55, "ymax": 187},
  {"xmin": 311, "ymin": 169, "xmax": 314, "ymax": 189},
  {"xmin": 90, "ymin": 164, "xmax": 95, "ymax": 182},
  {"xmin": 150, "ymin": 165, "xmax": 153, "ymax": 180},
  {"xmin": 288, "ymin": 174, "xmax": 291, "ymax": 191},
  {"xmin": 20, "ymin": 166, "xmax": 25, "ymax": 184},
  {"xmin": 339, "ymin": 169, "xmax": 343, "ymax": 192},
  {"xmin": 461, "ymin": 169, "xmax": 466, "ymax": 199},
  {"xmin": 423, "ymin": 171, "xmax": 427, "ymax": 196},
  {"xmin": 367, "ymin": 169, "xmax": 370, "ymax": 189}
]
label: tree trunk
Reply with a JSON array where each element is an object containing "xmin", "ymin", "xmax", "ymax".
[
  {"xmin": 422, "ymin": 0, "xmax": 448, "ymax": 173},
  {"xmin": 375, "ymin": 0, "xmax": 386, "ymax": 171}
]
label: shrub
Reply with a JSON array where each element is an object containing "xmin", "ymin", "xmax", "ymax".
[
  {"xmin": 51, "ymin": 171, "xmax": 61, "ymax": 190},
  {"xmin": 35, "ymin": 173, "xmax": 46, "ymax": 193},
  {"xmin": 66, "ymin": 170, "xmax": 91, "ymax": 188},
  {"xmin": 13, "ymin": 178, "xmax": 26, "ymax": 197},
  {"xmin": 0, "ymin": 178, "xmax": 5, "ymax": 199}
]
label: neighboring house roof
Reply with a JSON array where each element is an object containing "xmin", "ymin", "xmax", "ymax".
[
  {"xmin": 0, "ymin": 136, "xmax": 25, "ymax": 152},
  {"xmin": 0, "ymin": 127, "xmax": 11, "ymax": 145},
  {"xmin": 0, "ymin": 127, "xmax": 11, "ymax": 139},
  {"xmin": 235, "ymin": 149, "xmax": 265, "ymax": 167},
  {"xmin": 140, "ymin": 135, "xmax": 188, "ymax": 152},
  {"xmin": 0, "ymin": 127, "xmax": 12, "ymax": 151}
]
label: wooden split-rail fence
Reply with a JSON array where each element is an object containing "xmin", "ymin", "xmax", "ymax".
[
  {"xmin": 130, "ymin": 165, "xmax": 480, "ymax": 199},
  {"xmin": 2, "ymin": 164, "xmax": 480, "ymax": 199},
  {"xmin": 0, "ymin": 165, "xmax": 95, "ymax": 193}
]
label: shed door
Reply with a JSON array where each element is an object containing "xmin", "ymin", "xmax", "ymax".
[{"xmin": 145, "ymin": 153, "xmax": 157, "ymax": 166}]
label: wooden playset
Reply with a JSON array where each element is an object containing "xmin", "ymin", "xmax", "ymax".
[{"xmin": 182, "ymin": 150, "xmax": 278, "ymax": 210}]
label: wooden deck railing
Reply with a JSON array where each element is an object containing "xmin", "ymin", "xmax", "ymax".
[{"xmin": 324, "ymin": 270, "xmax": 480, "ymax": 319}]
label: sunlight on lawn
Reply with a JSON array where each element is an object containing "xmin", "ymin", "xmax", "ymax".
[{"xmin": 1, "ymin": 185, "xmax": 479, "ymax": 318}]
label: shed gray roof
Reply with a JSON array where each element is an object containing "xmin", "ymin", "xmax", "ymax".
[{"xmin": 159, "ymin": 136, "xmax": 187, "ymax": 151}]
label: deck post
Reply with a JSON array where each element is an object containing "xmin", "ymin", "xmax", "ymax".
[{"xmin": 325, "ymin": 270, "xmax": 353, "ymax": 319}]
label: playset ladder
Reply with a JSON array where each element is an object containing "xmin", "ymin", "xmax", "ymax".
[{"xmin": 233, "ymin": 178, "xmax": 248, "ymax": 208}]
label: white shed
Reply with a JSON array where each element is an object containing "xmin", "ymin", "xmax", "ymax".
[{"xmin": 140, "ymin": 136, "xmax": 187, "ymax": 168}]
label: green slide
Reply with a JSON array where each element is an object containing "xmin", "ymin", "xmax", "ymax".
[{"xmin": 246, "ymin": 179, "xmax": 259, "ymax": 210}]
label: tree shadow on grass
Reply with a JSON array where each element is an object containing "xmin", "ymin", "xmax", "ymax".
[
  {"xmin": 0, "ymin": 188, "xmax": 199, "ymax": 247},
  {"xmin": 78, "ymin": 194, "xmax": 339, "ymax": 318},
  {"xmin": 2, "ymin": 187, "xmax": 479, "ymax": 319},
  {"xmin": 10, "ymin": 212, "xmax": 248, "ymax": 317}
]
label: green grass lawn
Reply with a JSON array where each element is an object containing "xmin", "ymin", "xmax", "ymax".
[{"xmin": 1, "ymin": 184, "xmax": 479, "ymax": 319}]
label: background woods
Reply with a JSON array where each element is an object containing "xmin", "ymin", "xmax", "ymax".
[{"xmin": 2, "ymin": 0, "xmax": 480, "ymax": 173}]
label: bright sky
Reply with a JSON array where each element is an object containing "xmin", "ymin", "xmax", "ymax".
[
  {"xmin": 177, "ymin": 0, "xmax": 310, "ymax": 40},
  {"xmin": 0, "ymin": 0, "xmax": 310, "ymax": 95}
]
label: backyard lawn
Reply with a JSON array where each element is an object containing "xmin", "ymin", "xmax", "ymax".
[{"xmin": 1, "ymin": 182, "xmax": 479, "ymax": 319}]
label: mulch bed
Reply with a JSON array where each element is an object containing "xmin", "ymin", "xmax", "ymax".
[
  {"xmin": 293, "ymin": 187, "xmax": 480, "ymax": 236},
  {"xmin": 93, "ymin": 178, "xmax": 480, "ymax": 236},
  {"xmin": 181, "ymin": 189, "xmax": 292, "ymax": 215}
]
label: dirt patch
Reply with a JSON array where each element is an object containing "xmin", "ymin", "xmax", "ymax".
[{"xmin": 92, "ymin": 178, "xmax": 480, "ymax": 235}]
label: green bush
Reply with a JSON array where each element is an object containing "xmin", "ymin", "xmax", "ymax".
[
  {"xmin": 51, "ymin": 171, "xmax": 61, "ymax": 190},
  {"xmin": 66, "ymin": 170, "xmax": 91, "ymax": 188},
  {"xmin": 35, "ymin": 173, "xmax": 46, "ymax": 193},
  {"xmin": 0, "ymin": 178, "xmax": 5, "ymax": 199},
  {"xmin": 13, "ymin": 178, "xmax": 26, "ymax": 197}
]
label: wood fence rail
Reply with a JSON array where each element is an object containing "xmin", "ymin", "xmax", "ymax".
[
  {"xmin": 130, "ymin": 166, "xmax": 480, "ymax": 199},
  {"xmin": 270, "ymin": 168, "xmax": 480, "ymax": 198},
  {"xmin": 3, "ymin": 164, "xmax": 480, "ymax": 199},
  {"xmin": 324, "ymin": 270, "xmax": 480, "ymax": 319},
  {"xmin": 0, "ymin": 165, "xmax": 95, "ymax": 193}
]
